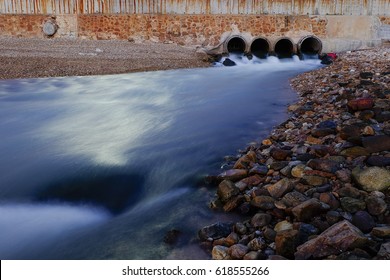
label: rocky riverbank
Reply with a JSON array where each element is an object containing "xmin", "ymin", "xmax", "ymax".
[{"xmin": 200, "ymin": 47, "xmax": 390, "ymax": 260}]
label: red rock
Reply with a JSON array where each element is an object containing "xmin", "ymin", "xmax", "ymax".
[
  {"xmin": 347, "ymin": 98, "xmax": 374, "ymax": 111},
  {"xmin": 295, "ymin": 220, "xmax": 368, "ymax": 259}
]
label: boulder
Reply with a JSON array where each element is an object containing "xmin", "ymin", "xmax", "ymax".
[
  {"xmin": 371, "ymin": 227, "xmax": 390, "ymax": 238},
  {"xmin": 292, "ymin": 198, "xmax": 330, "ymax": 222},
  {"xmin": 352, "ymin": 167, "xmax": 390, "ymax": 192},
  {"xmin": 222, "ymin": 58, "xmax": 236, "ymax": 66},
  {"xmin": 251, "ymin": 195, "xmax": 275, "ymax": 210},
  {"xmin": 266, "ymin": 178, "xmax": 294, "ymax": 198},
  {"xmin": 347, "ymin": 98, "xmax": 374, "ymax": 111},
  {"xmin": 217, "ymin": 180, "xmax": 239, "ymax": 202},
  {"xmin": 275, "ymin": 229, "xmax": 300, "ymax": 259},
  {"xmin": 295, "ymin": 220, "xmax": 368, "ymax": 259}
]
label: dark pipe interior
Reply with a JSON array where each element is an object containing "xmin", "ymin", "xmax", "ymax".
[
  {"xmin": 227, "ymin": 37, "xmax": 246, "ymax": 53},
  {"xmin": 250, "ymin": 38, "xmax": 270, "ymax": 58},
  {"xmin": 299, "ymin": 37, "xmax": 322, "ymax": 55},
  {"xmin": 274, "ymin": 38, "xmax": 294, "ymax": 58}
]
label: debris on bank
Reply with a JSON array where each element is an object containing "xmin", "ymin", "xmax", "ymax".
[{"xmin": 200, "ymin": 47, "xmax": 390, "ymax": 260}]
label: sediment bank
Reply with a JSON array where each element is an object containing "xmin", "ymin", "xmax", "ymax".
[
  {"xmin": 0, "ymin": 37, "xmax": 209, "ymax": 80},
  {"xmin": 201, "ymin": 46, "xmax": 390, "ymax": 260}
]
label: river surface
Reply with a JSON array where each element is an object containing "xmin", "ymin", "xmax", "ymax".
[{"xmin": 0, "ymin": 56, "xmax": 320, "ymax": 259}]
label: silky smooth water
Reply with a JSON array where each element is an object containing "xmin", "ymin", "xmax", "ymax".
[{"xmin": 0, "ymin": 57, "xmax": 320, "ymax": 259}]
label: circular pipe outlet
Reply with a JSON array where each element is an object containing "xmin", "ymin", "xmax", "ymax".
[
  {"xmin": 274, "ymin": 37, "xmax": 295, "ymax": 58},
  {"xmin": 298, "ymin": 35, "xmax": 323, "ymax": 56},
  {"xmin": 42, "ymin": 20, "xmax": 58, "ymax": 37},
  {"xmin": 226, "ymin": 36, "xmax": 247, "ymax": 54},
  {"xmin": 250, "ymin": 37, "xmax": 271, "ymax": 58}
]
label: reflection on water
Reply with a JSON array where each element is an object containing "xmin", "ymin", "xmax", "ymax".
[{"xmin": 0, "ymin": 57, "xmax": 321, "ymax": 259}]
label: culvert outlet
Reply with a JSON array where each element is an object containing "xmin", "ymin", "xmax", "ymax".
[
  {"xmin": 274, "ymin": 37, "xmax": 295, "ymax": 58},
  {"xmin": 250, "ymin": 37, "xmax": 271, "ymax": 58},
  {"xmin": 298, "ymin": 36, "xmax": 323, "ymax": 56},
  {"xmin": 226, "ymin": 37, "xmax": 247, "ymax": 54}
]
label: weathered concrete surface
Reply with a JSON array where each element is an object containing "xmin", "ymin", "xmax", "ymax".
[{"xmin": 1, "ymin": 1, "xmax": 389, "ymax": 16}]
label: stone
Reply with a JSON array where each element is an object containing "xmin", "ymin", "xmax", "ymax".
[
  {"xmin": 270, "ymin": 161, "xmax": 289, "ymax": 170},
  {"xmin": 212, "ymin": 245, "xmax": 230, "ymax": 260},
  {"xmin": 233, "ymin": 151, "xmax": 257, "ymax": 169},
  {"xmin": 302, "ymin": 175, "xmax": 328, "ymax": 186},
  {"xmin": 307, "ymin": 159, "xmax": 340, "ymax": 173},
  {"xmin": 198, "ymin": 222, "xmax": 233, "ymax": 241},
  {"xmin": 367, "ymin": 156, "xmax": 390, "ymax": 167},
  {"xmin": 217, "ymin": 180, "xmax": 239, "ymax": 202},
  {"xmin": 235, "ymin": 222, "xmax": 247, "ymax": 235},
  {"xmin": 340, "ymin": 146, "xmax": 369, "ymax": 157},
  {"xmin": 213, "ymin": 232, "xmax": 239, "ymax": 247},
  {"xmin": 371, "ymin": 227, "xmax": 390, "ymax": 238},
  {"xmin": 292, "ymin": 198, "xmax": 329, "ymax": 222},
  {"xmin": 251, "ymin": 196, "xmax": 275, "ymax": 210},
  {"xmin": 362, "ymin": 135, "xmax": 390, "ymax": 153},
  {"xmin": 340, "ymin": 197, "xmax": 366, "ymax": 213},
  {"xmin": 247, "ymin": 237, "xmax": 267, "ymax": 251},
  {"xmin": 352, "ymin": 167, "xmax": 390, "ymax": 192},
  {"xmin": 217, "ymin": 169, "xmax": 248, "ymax": 182},
  {"xmin": 326, "ymin": 210, "xmax": 341, "ymax": 225},
  {"xmin": 281, "ymin": 191, "xmax": 309, "ymax": 207},
  {"xmin": 319, "ymin": 192, "xmax": 340, "ymax": 210},
  {"xmin": 249, "ymin": 164, "xmax": 269, "ymax": 175},
  {"xmin": 311, "ymin": 128, "xmax": 336, "ymax": 137},
  {"xmin": 228, "ymin": 244, "xmax": 249, "ymax": 259},
  {"xmin": 366, "ymin": 195, "xmax": 387, "ymax": 216},
  {"xmin": 352, "ymin": 211, "xmax": 376, "ymax": 233},
  {"xmin": 362, "ymin": 125, "xmax": 375, "ymax": 135},
  {"xmin": 337, "ymin": 186, "xmax": 361, "ymax": 198},
  {"xmin": 339, "ymin": 125, "xmax": 361, "ymax": 140},
  {"xmin": 347, "ymin": 98, "xmax": 374, "ymax": 111},
  {"xmin": 275, "ymin": 229, "xmax": 300, "ymax": 259},
  {"xmin": 359, "ymin": 111, "xmax": 375, "ymax": 121},
  {"xmin": 270, "ymin": 148, "xmax": 292, "ymax": 160},
  {"xmin": 223, "ymin": 58, "xmax": 236, "ymax": 66},
  {"xmin": 263, "ymin": 227, "xmax": 277, "ymax": 242},
  {"xmin": 243, "ymin": 251, "xmax": 265, "ymax": 260},
  {"xmin": 274, "ymin": 221, "xmax": 293, "ymax": 232},
  {"xmin": 306, "ymin": 135, "xmax": 323, "ymax": 145},
  {"xmin": 291, "ymin": 164, "xmax": 307, "ymax": 178},
  {"xmin": 335, "ymin": 169, "xmax": 352, "ymax": 182},
  {"xmin": 298, "ymin": 223, "xmax": 319, "ymax": 243},
  {"xmin": 239, "ymin": 175, "xmax": 263, "ymax": 186},
  {"xmin": 223, "ymin": 195, "xmax": 245, "ymax": 212},
  {"xmin": 266, "ymin": 178, "xmax": 294, "ymax": 199},
  {"xmin": 295, "ymin": 220, "xmax": 368, "ymax": 259},
  {"xmin": 251, "ymin": 213, "xmax": 272, "ymax": 228},
  {"xmin": 376, "ymin": 242, "xmax": 390, "ymax": 260},
  {"xmin": 317, "ymin": 120, "xmax": 337, "ymax": 129}
]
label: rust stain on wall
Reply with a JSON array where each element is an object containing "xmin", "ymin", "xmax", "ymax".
[{"xmin": 0, "ymin": 0, "xmax": 389, "ymax": 15}]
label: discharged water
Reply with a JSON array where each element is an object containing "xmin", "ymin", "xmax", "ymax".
[{"xmin": 0, "ymin": 57, "xmax": 321, "ymax": 259}]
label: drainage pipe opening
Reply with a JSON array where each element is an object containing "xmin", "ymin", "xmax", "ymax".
[
  {"xmin": 298, "ymin": 36, "xmax": 322, "ymax": 56},
  {"xmin": 226, "ymin": 37, "xmax": 247, "ymax": 54},
  {"xmin": 274, "ymin": 38, "xmax": 295, "ymax": 58},
  {"xmin": 250, "ymin": 37, "xmax": 271, "ymax": 58}
]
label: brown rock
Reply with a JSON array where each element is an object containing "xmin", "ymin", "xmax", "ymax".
[
  {"xmin": 217, "ymin": 180, "xmax": 239, "ymax": 202},
  {"xmin": 228, "ymin": 244, "xmax": 249, "ymax": 259},
  {"xmin": 291, "ymin": 164, "xmax": 307, "ymax": 178},
  {"xmin": 247, "ymin": 237, "xmax": 267, "ymax": 251},
  {"xmin": 274, "ymin": 220, "xmax": 293, "ymax": 232},
  {"xmin": 362, "ymin": 135, "xmax": 390, "ymax": 153},
  {"xmin": 311, "ymin": 128, "xmax": 336, "ymax": 137},
  {"xmin": 275, "ymin": 229, "xmax": 300, "ymax": 259},
  {"xmin": 307, "ymin": 159, "xmax": 341, "ymax": 173},
  {"xmin": 251, "ymin": 213, "xmax": 272, "ymax": 228},
  {"xmin": 339, "ymin": 125, "xmax": 361, "ymax": 140},
  {"xmin": 217, "ymin": 169, "xmax": 248, "ymax": 182},
  {"xmin": 292, "ymin": 198, "xmax": 329, "ymax": 222},
  {"xmin": 371, "ymin": 227, "xmax": 390, "ymax": 238},
  {"xmin": 347, "ymin": 98, "xmax": 374, "ymax": 111},
  {"xmin": 340, "ymin": 146, "xmax": 370, "ymax": 157},
  {"xmin": 239, "ymin": 175, "xmax": 263, "ymax": 186},
  {"xmin": 233, "ymin": 151, "xmax": 257, "ymax": 169},
  {"xmin": 271, "ymin": 148, "xmax": 292, "ymax": 160},
  {"xmin": 251, "ymin": 196, "xmax": 275, "ymax": 210},
  {"xmin": 266, "ymin": 178, "xmax": 294, "ymax": 199},
  {"xmin": 340, "ymin": 197, "xmax": 366, "ymax": 213},
  {"xmin": 337, "ymin": 186, "xmax": 361, "ymax": 198},
  {"xmin": 223, "ymin": 195, "xmax": 245, "ymax": 212},
  {"xmin": 367, "ymin": 156, "xmax": 390, "ymax": 167},
  {"xmin": 281, "ymin": 191, "xmax": 309, "ymax": 207},
  {"xmin": 243, "ymin": 251, "xmax": 265, "ymax": 260},
  {"xmin": 302, "ymin": 175, "xmax": 328, "ymax": 186},
  {"xmin": 366, "ymin": 195, "xmax": 387, "ymax": 216},
  {"xmin": 212, "ymin": 245, "xmax": 230, "ymax": 260},
  {"xmin": 295, "ymin": 220, "xmax": 368, "ymax": 259},
  {"xmin": 319, "ymin": 192, "xmax": 340, "ymax": 210},
  {"xmin": 376, "ymin": 242, "xmax": 390, "ymax": 260}
]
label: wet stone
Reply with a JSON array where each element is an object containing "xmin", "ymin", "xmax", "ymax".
[
  {"xmin": 266, "ymin": 178, "xmax": 294, "ymax": 199},
  {"xmin": 337, "ymin": 186, "xmax": 361, "ymax": 198},
  {"xmin": 271, "ymin": 148, "xmax": 292, "ymax": 161},
  {"xmin": 326, "ymin": 210, "xmax": 341, "ymax": 225},
  {"xmin": 302, "ymin": 175, "xmax": 328, "ymax": 186},
  {"xmin": 217, "ymin": 169, "xmax": 248, "ymax": 182},
  {"xmin": 198, "ymin": 222, "xmax": 233, "ymax": 241},
  {"xmin": 292, "ymin": 198, "xmax": 330, "ymax": 222},
  {"xmin": 274, "ymin": 220, "xmax": 293, "ymax": 232},
  {"xmin": 371, "ymin": 227, "xmax": 390, "ymax": 238},
  {"xmin": 340, "ymin": 197, "xmax": 366, "ymax": 213},
  {"xmin": 352, "ymin": 211, "xmax": 376, "ymax": 233},
  {"xmin": 270, "ymin": 161, "xmax": 289, "ymax": 171},
  {"xmin": 340, "ymin": 146, "xmax": 369, "ymax": 157},
  {"xmin": 223, "ymin": 195, "xmax": 245, "ymax": 212},
  {"xmin": 319, "ymin": 192, "xmax": 340, "ymax": 210},
  {"xmin": 281, "ymin": 191, "xmax": 309, "ymax": 207},
  {"xmin": 347, "ymin": 98, "xmax": 374, "ymax": 111},
  {"xmin": 217, "ymin": 180, "xmax": 239, "ymax": 202},
  {"xmin": 249, "ymin": 164, "xmax": 269, "ymax": 175},
  {"xmin": 263, "ymin": 227, "xmax": 277, "ymax": 242},
  {"xmin": 291, "ymin": 164, "xmax": 307, "ymax": 178},
  {"xmin": 243, "ymin": 251, "xmax": 266, "ymax": 260},
  {"xmin": 247, "ymin": 237, "xmax": 267, "ymax": 251}
]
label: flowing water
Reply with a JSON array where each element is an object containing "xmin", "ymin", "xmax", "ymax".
[{"xmin": 0, "ymin": 56, "xmax": 321, "ymax": 259}]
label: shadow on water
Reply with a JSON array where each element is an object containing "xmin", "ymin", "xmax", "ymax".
[{"xmin": 37, "ymin": 173, "xmax": 145, "ymax": 214}]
